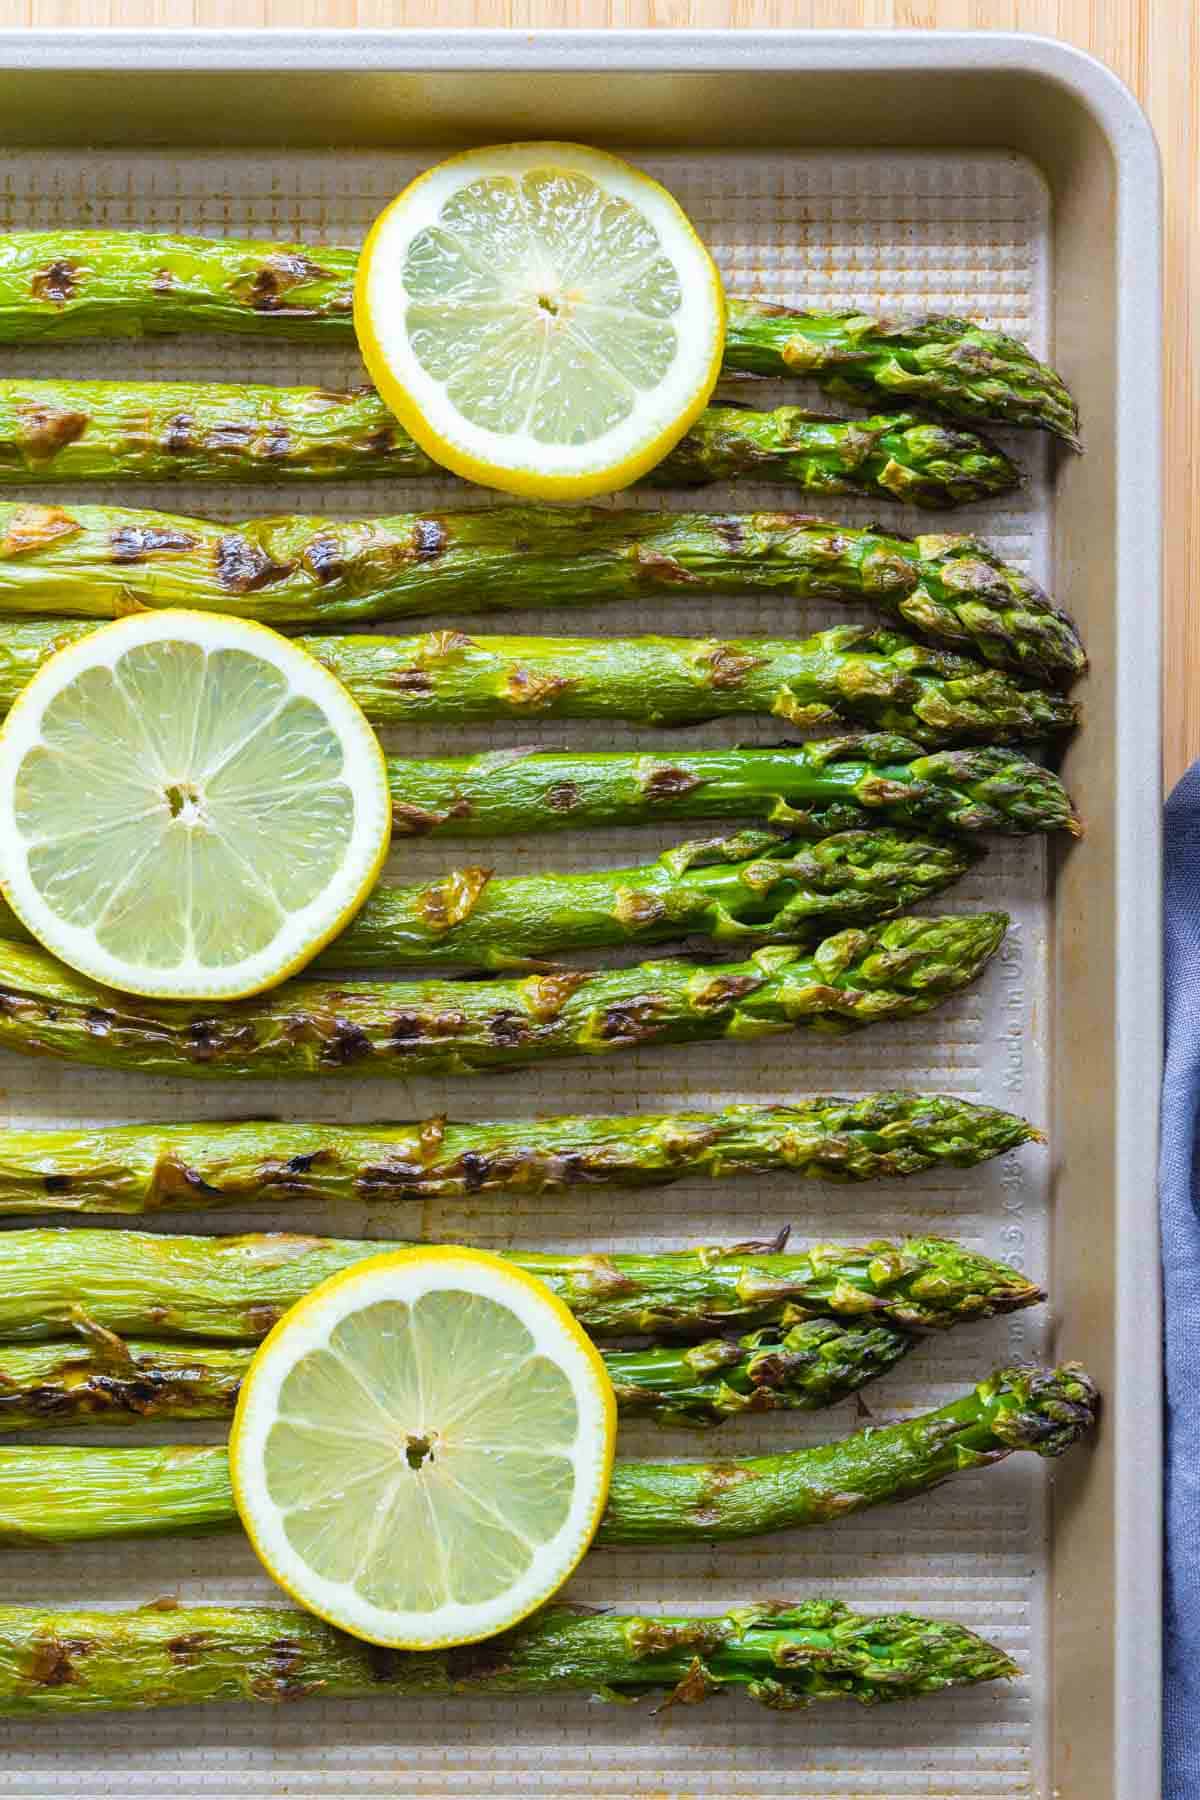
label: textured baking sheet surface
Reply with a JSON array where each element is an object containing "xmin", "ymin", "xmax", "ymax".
[{"xmin": 0, "ymin": 148, "xmax": 1055, "ymax": 1797}]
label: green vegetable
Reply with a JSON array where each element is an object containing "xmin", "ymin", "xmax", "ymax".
[
  {"xmin": 307, "ymin": 829, "xmax": 979, "ymax": 971},
  {"xmin": 0, "ymin": 1317, "xmax": 915, "ymax": 1432},
  {"xmin": 723, "ymin": 298, "xmax": 1081, "ymax": 446},
  {"xmin": 0, "ymin": 625, "xmax": 1090, "ymax": 822},
  {"xmin": 601, "ymin": 1320, "xmax": 917, "ymax": 1425},
  {"xmin": 0, "ymin": 828, "xmax": 977, "ymax": 973},
  {"xmin": 313, "ymin": 640, "xmax": 1081, "ymax": 736},
  {"xmin": 0, "ymin": 382, "xmax": 1019, "ymax": 506},
  {"xmin": 0, "ymin": 1596, "xmax": 1019, "ymax": 1715},
  {"xmin": 647, "ymin": 404, "xmax": 1021, "ymax": 505},
  {"xmin": 0, "ymin": 914, "xmax": 1008, "ymax": 1082},
  {"xmin": 304, "ymin": 643, "xmax": 1081, "ymax": 739},
  {"xmin": 600, "ymin": 1363, "xmax": 1097, "ymax": 1541},
  {"xmin": 0, "ymin": 229, "xmax": 1078, "ymax": 441},
  {"xmin": 375, "ymin": 747, "xmax": 1076, "ymax": 852},
  {"xmin": 0, "ymin": 1365, "xmax": 1097, "ymax": 1545},
  {"xmin": 0, "ymin": 1227, "xmax": 1043, "ymax": 1341},
  {"xmin": 0, "ymin": 1091, "xmax": 1040, "ymax": 1215},
  {"xmin": 0, "ymin": 500, "xmax": 1083, "ymax": 681}
]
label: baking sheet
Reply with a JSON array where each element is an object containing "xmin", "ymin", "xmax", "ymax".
[{"xmin": 0, "ymin": 146, "xmax": 1054, "ymax": 1798}]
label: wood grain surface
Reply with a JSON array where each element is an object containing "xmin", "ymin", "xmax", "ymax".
[{"xmin": 0, "ymin": 2, "xmax": 1186, "ymax": 779}]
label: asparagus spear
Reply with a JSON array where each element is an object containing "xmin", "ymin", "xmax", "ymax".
[
  {"xmin": 0, "ymin": 825, "xmax": 974, "ymax": 973},
  {"xmin": 303, "ymin": 641, "xmax": 1084, "ymax": 736},
  {"xmin": 0, "ymin": 501, "xmax": 1081, "ymax": 683},
  {"xmin": 0, "ymin": 229, "xmax": 1077, "ymax": 442},
  {"xmin": 0, "ymin": 826, "xmax": 979, "ymax": 973},
  {"xmin": 375, "ymin": 747, "xmax": 1076, "ymax": 846},
  {"xmin": 0, "ymin": 1092, "xmax": 1040, "ymax": 1217},
  {"xmin": 0, "ymin": 380, "xmax": 1019, "ymax": 508},
  {"xmin": 0, "ymin": 1317, "xmax": 915, "ymax": 1433},
  {"xmin": 0, "ymin": 1364, "xmax": 1096, "ymax": 1546},
  {"xmin": 0, "ymin": 1228, "xmax": 1043, "ymax": 1341},
  {"xmin": 724, "ymin": 298, "xmax": 1081, "ymax": 447},
  {"xmin": 0, "ymin": 1334, "xmax": 254, "ymax": 1432},
  {"xmin": 646, "ymin": 405, "xmax": 1021, "ymax": 506},
  {"xmin": 0, "ymin": 914, "xmax": 1007, "ymax": 1081},
  {"xmin": 0, "ymin": 1596, "xmax": 1018, "ymax": 1715},
  {"xmin": 593, "ymin": 1321, "xmax": 916, "ymax": 1425},
  {"xmin": 0, "ymin": 230, "xmax": 370, "ymax": 338},
  {"xmin": 0, "ymin": 621, "xmax": 1093, "ymax": 820},
  {"xmin": 0, "ymin": 625, "xmax": 1082, "ymax": 750},
  {"xmin": 604, "ymin": 1362, "xmax": 1096, "ymax": 1540},
  {"xmin": 327, "ymin": 826, "xmax": 975, "ymax": 969}
]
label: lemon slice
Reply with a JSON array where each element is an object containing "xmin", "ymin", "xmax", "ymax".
[
  {"xmin": 0, "ymin": 609, "xmax": 391, "ymax": 999},
  {"xmin": 355, "ymin": 141, "xmax": 726, "ymax": 499},
  {"xmin": 230, "ymin": 1246, "xmax": 616, "ymax": 1648}
]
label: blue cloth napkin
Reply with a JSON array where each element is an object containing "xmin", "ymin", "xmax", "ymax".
[{"xmin": 1162, "ymin": 763, "xmax": 1200, "ymax": 1796}]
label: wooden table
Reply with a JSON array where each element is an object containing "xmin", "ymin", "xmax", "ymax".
[{"xmin": 0, "ymin": 1, "xmax": 1188, "ymax": 781}]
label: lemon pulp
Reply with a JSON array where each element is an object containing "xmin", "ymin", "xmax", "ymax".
[
  {"xmin": 231, "ymin": 1248, "xmax": 616, "ymax": 1647},
  {"xmin": 0, "ymin": 610, "xmax": 391, "ymax": 998},
  {"xmin": 356, "ymin": 142, "xmax": 725, "ymax": 499}
]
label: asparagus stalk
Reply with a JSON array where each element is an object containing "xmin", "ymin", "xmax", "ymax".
[
  {"xmin": 376, "ymin": 750, "xmax": 1076, "ymax": 850},
  {"xmin": 0, "ymin": 1365, "xmax": 1096, "ymax": 1547},
  {"xmin": 0, "ymin": 501, "xmax": 1082, "ymax": 683},
  {"xmin": 0, "ymin": 621, "xmax": 1093, "ymax": 819},
  {"xmin": 324, "ymin": 829, "xmax": 974, "ymax": 972},
  {"xmin": 0, "ymin": 1596, "xmax": 1018, "ymax": 1715},
  {"xmin": 0, "ymin": 229, "xmax": 1077, "ymax": 442},
  {"xmin": 602, "ymin": 1362, "xmax": 1097, "ymax": 1541},
  {"xmin": 0, "ymin": 624, "xmax": 1081, "ymax": 751},
  {"xmin": 724, "ymin": 298, "xmax": 1081, "ymax": 446},
  {"xmin": 0, "ymin": 1334, "xmax": 253, "ymax": 1432},
  {"xmin": 0, "ymin": 828, "xmax": 978, "ymax": 973},
  {"xmin": 0, "ymin": 1092, "xmax": 1041, "ymax": 1216},
  {"xmin": 0, "ymin": 914, "xmax": 1007, "ymax": 1083},
  {"xmin": 304, "ymin": 641, "xmax": 1083, "ymax": 737},
  {"xmin": 331, "ymin": 827, "xmax": 976, "ymax": 969},
  {"xmin": 0, "ymin": 381, "xmax": 1019, "ymax": 508},
  {"xmin": 0, "ymin": 1228, "xmax": 1043, "ymax": 1341},
  {"xmin": 370, "ymin": 737, "xmax": 1067, "ymax": 844},
  {"xmin": 646, "ymin": 405, "xmax": 1021, "ymax": 506},
  {"xmin": 0, "ymin": 1317, "xmax": 916, "ymax": 1433},
  {"xmin": 599, "ymin": 1321, "xmax": 916, "ymax": 1425}
]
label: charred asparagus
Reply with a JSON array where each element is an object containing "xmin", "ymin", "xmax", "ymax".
[
  {"xmin": 0, "ymin": 1318, "xmax": 915, "ymax": 1432},
  {"xmin": 0, "ymin": 914, "xmax": 1008, "ymax": 1082},
  {"xmin": 0, "ymin": 1093, "xmax": 1040, "ymax": 1215},
  {"xmin": 0, "ymin": 1365, "xmax": 1096, "ymax": 1546},
  {"xmin": 0, "ymin": 502, "xmax": 1082, "ymax": 680},
  {"xmin": 0, "ymin": 1596, "xmax": 1020, "ymax": 1715},
  {"xmin": 0, "ymin": 1228, "xmax": 1043, "ymax": 1342},
  {"xmin": 0, "ymin": 228, "xmax": 1078, "ymax": 440}
]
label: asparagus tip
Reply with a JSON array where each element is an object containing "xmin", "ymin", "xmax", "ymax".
[{"xmin": 984, "ymin": 1361, "xmax": 1100, "ymax": 1455}]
